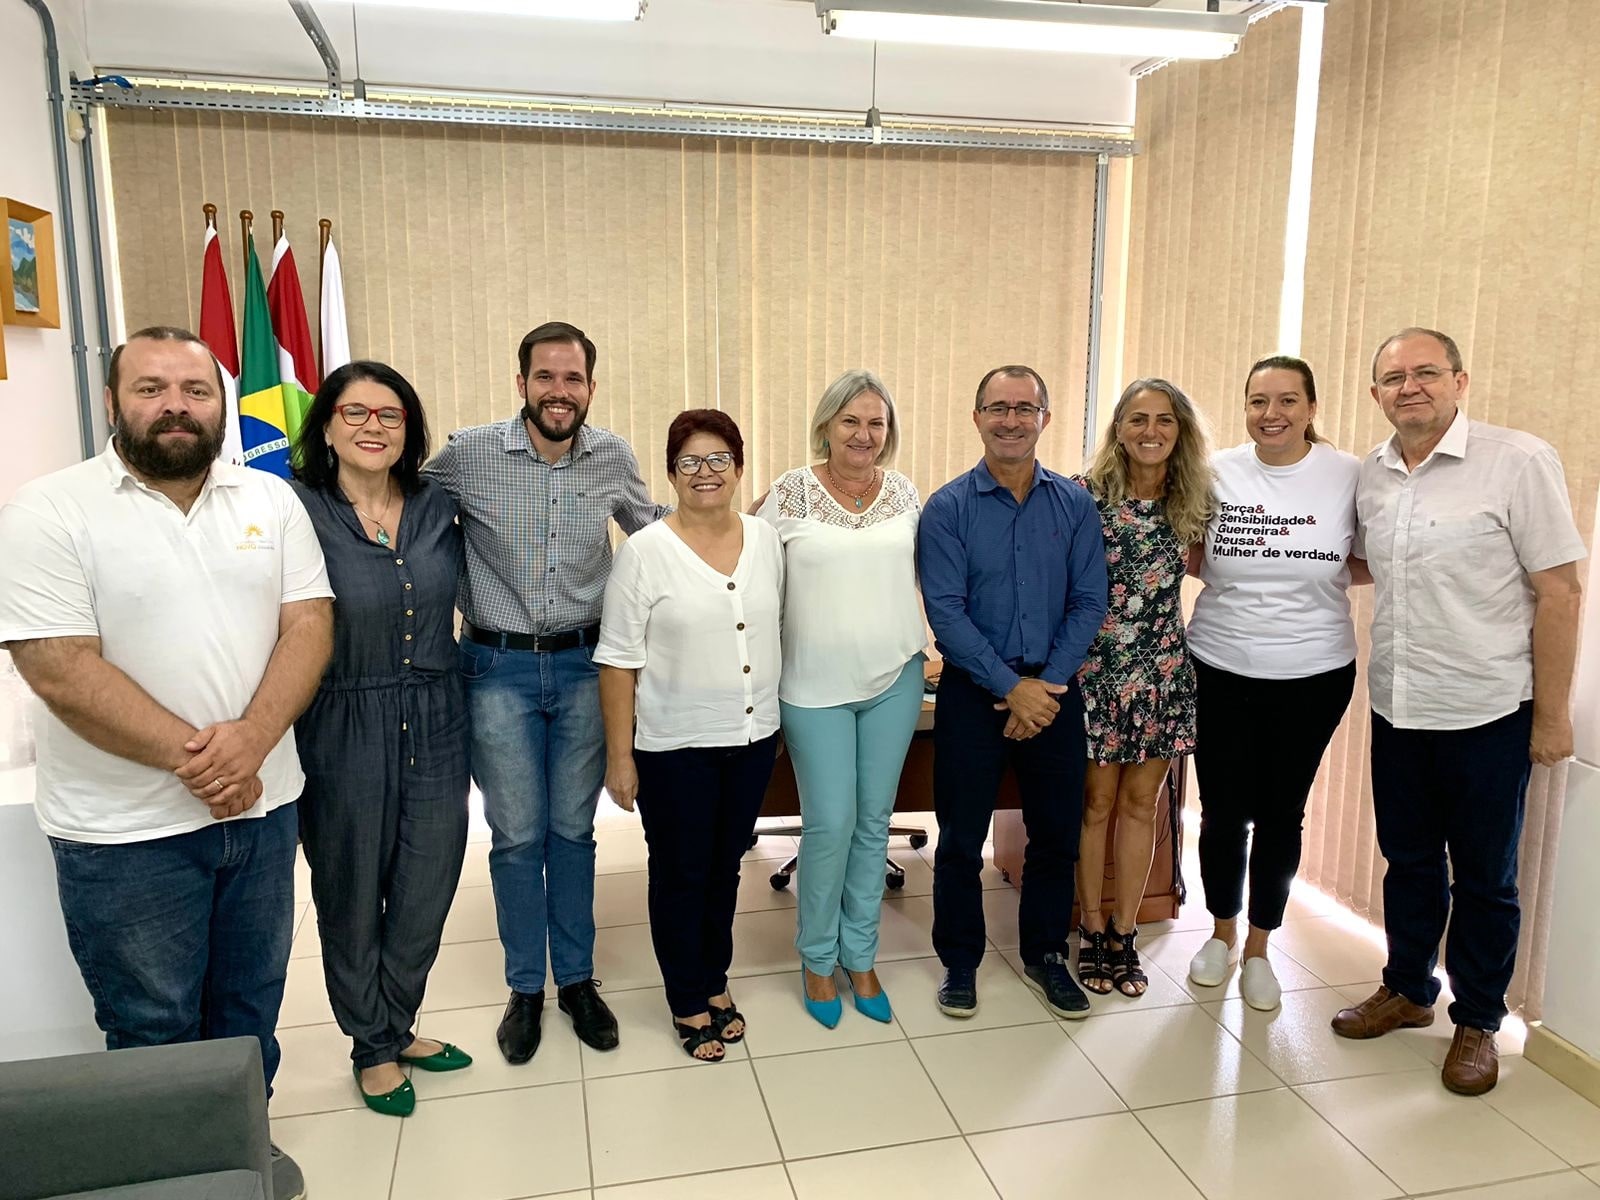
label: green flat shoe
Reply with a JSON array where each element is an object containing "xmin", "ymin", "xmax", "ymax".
[
  {"xmin": 353, "ymin": 1065, "xmax": 415, "ymax": 1117},
  {"xmin": 401, "ymin": 1041, "xmax": 473, "ymax": 1072}
]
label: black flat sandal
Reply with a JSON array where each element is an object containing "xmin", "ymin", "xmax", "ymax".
[
  {"xmin": 708, "ymin": 1002, "xmax": 746, "ymax": 1045},
  {"xmin": 673, "ymin": 1020, "xmax": 725, "ymax": 1062},
  {"xmin": 1077, "ymin": 925, "xmax": 1114, "ymax": 995},
  {"xmin": 1106, "ymin": 916, "xmax": 1149, "ymax": 998}
]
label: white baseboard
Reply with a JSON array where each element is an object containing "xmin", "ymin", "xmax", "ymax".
[{"xmin": 1525, "ymin": 1023, "xmax": 1600, "ymax": 1107}]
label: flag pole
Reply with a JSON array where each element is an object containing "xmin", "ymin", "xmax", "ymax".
[
  {"xmin": 271, "ymin": 209, "xmax": 285, "ymax": 244},
  {"xmin": 203, "ymin": 202, "xmax": 217, "ymax": 231},
  {"xmin": 239, "ymin": 209, "xmax": 254, "ymax": 273},
  {"xmin": 318, "ymin": 218, "xmax": 332, "ymax": 295}
]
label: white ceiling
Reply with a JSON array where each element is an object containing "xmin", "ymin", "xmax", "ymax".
[{"xmin": 81, "ymin": 0, "xmax": 1155, "ymax": 126}]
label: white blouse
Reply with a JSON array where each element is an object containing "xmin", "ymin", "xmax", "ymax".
[
  {"xmin": 594, "ymin": 514, "xmax": 785, "ymax": 752},
  {"xmin": 757, "ymin": 466, "xmax": 926, "ymax": 708}
]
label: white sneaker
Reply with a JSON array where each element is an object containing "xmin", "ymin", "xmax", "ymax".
[
  {"xmin": 1188, "ymin": 938, "xmax": 1234, "ymax": 987},
  {"xmin": 1240, "ymin": 956, "xmax": 1282, "ymax": 1011}
]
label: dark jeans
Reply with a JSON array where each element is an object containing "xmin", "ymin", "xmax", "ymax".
[
  {"xmin": 634, "ymin": 735, "xmax": 779, "ymax": 1019},
  {"xmin": 49, "ymin": 802, "xmax": 298, "ymax": 1094},
  {"xmin": 297, "ymin": 677, "xmax": 471, "ymax": 1068},
  {"xmin": 1371, "ymin": 702, "xmax": 1533, "ymax": 1032},
  {"xmin": 931, "ymin": 666, "xmax": 1086, "ymax": 970},
  {"xmin": 1193, "ymin": 658, "xmax": 1356, "ymax": 930}
]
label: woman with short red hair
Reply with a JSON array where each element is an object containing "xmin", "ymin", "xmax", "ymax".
[{"xmin": 594, "ymin": 409, "xmax": 785, "ymax": 1062}]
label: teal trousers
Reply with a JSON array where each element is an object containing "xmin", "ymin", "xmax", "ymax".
[{"xmin": 781, "ymin": 656, "xmax": 924, "ymax": 976}]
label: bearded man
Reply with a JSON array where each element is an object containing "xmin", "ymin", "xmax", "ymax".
[
  {"xmin": 0, "ymin": 325, "xmax": 334, "ymax": 1200},
  {"xmin": 423, "ymin": 321, "xmax": 666, "ymax": 1063}
]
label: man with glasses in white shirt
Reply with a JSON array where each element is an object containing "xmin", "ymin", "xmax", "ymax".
[{"xmin": 1333, "ymin": 327, "xmax": 1584, "ymax": 1097}]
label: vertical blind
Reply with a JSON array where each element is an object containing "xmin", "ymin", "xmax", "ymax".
[
  {"xmin": 1120, "ymin": 6, "xmax": 1302, "ymax": 438},
  {"xmin": 105, "ymin": 112, "xmax": 1098, "ymax": 509},
  {"xmin": 1297, "ymin": 0, "xmax": 1600, "ymax": 1017}
]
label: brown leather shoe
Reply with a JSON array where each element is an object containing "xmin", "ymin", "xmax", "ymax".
[
  {"xmin": 1330, "ymin": 985, "xmax": 1435, "ymax": 1039},
  {"xmin": 1442, "ymin": 1025, "xmax": 1499, "ymax": 1095}
]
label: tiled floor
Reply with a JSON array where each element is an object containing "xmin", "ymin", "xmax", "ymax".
[{"xmin": 272, "ymin": 799, "xmax": 1600, "ymax": 1199}]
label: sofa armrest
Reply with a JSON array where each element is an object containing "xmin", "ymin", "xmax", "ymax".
[{"xmin": 0, "ymin": 1037, "xmax": 274, "ymax": 1200}]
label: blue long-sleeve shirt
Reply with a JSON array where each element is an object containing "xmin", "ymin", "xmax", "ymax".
[{"xmin": 918, "ymin": 459, "xmax": 1108, "ymax": 699}]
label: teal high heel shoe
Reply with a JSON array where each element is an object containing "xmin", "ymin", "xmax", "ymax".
[
  {"xmin": 801, "ymin": 968, "xmax": 842, "ymax": 1029},
  {"xmin": 847, "ymin": 973, "xmax": 893, "ymax": 1024}
]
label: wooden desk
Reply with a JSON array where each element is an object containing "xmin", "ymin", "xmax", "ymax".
[
  {"xmin": 761, "ymin": 698, "xmax": 1185, "ymax": 924},
  {"xmin": 760, "ymin": 700, "xmax": 1019, "ymax": 820}
]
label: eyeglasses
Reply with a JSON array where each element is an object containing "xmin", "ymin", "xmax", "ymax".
[
  {"xmin": 978, "ymin": 402, "xmax": 1045, "ymax": 421},
  {"xmin": 336, "ymin": 403, "xmax": 407, "ymax": 429},
  {"xmin": 675, "ymin": 452, "xmax": 736, "ymax": 475},
  {"xmin": 1376, "ymin": 366, "xmax": 1455, "ymax": 392}
]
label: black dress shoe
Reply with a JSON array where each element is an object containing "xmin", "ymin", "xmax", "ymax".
[
  {"xmin": 497, "ymin": 990, "xmax": 544, "ymax": 1064},
  {"xmin": 558, "ymin": 979, "xmax": 620, "ymax": 1051}
]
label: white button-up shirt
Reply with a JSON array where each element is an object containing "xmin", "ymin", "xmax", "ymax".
[
  {"xmin": 1355, "ymin": 410, "xmax": 1585, "ymax": 730},
  {"xmin": 594, "ymin": 514, "xmax": 784, "ymax": 752}
]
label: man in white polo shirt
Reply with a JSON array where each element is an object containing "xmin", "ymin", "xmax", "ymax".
[
  {"xmin": 0, "ymin": 327, "xmax": 333, "ymax": 1200},
  {"xmin": 1333, "ymin": 326, "xmax": 1584, "ymax": 1097}
]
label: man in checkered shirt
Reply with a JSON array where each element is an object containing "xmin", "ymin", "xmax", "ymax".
[{"xmin": 425, "ymin": 321, "xmax": 667, "ymax": 1064}]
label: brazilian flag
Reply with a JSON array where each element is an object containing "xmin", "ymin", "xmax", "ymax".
[{"xmin": 238, "ymin": 234, "xmax": 292, "ymax": 478}]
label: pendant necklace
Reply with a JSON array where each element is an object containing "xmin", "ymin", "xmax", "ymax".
[
  {"xmin": 826, "ymin": 463, "xmax": 878, "ymax": 511},
  {"xmin": 351, "ymin": 488, "xmax": 397, "ymax": 547}
]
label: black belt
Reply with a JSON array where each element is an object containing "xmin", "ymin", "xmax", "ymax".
[{"xmin": 463, "ymin": 620, "xmax": 601, "ymax": 654}]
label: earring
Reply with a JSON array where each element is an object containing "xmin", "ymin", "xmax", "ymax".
[
  {"xmin": 326, "ymin": 446, "xmax": 336, "ymax": 469},
  {"xmin": 822, "ymin": 438, "xmax": 830, "ymax": 452}
]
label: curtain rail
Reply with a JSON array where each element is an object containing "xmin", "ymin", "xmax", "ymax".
[{"xmin": 72, "ymin": 77, "xmax": 1137, "ymax": 156}]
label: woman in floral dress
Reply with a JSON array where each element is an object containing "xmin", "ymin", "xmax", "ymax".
[{"xmin": 1072, "ymin": 378, "xmax": 1213, "ymax": 998}]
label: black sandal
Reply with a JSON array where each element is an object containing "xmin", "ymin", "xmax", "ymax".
[
  {"xmin": 1077, "ymin": 925, "xmax": 1114, "ymax": 995},
  {"xmin": 672, "ymin": 1020, "xmax": 725, "ymax": 1062},
  {"xmin": 708, "ymin": 1002, "xmax": 746, "ymax": 1044},
  {"xmin": 1106, "ymin": 917, "xmax": 1148, "ymax": 998}
]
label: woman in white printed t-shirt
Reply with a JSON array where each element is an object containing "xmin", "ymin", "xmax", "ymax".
[
  {"xmin": 1184, "ymin": 355, "xmax": 1367, "ymax": 1011},
  {"xmin": 595, "ymin": 409, "xmax": 785, "ymax": 1063},
  {"xmin": 756, "ymin": 370, "xmax": 926, "ymax": 1030}
]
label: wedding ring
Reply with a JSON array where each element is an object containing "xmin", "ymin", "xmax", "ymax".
[{"xmin": 213, "ymin": 778, "xmax": 225, "ymax": 793}]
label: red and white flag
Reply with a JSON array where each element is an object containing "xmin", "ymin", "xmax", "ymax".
[
  {"xmin": 266, "ymin": 233, "xmax": 320, "ymax": 453},
  {"xmin": 199, "ymin": 222, "xmax": 244, "ymax": 465}
]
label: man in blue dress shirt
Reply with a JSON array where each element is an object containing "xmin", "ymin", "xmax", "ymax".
[{"xmin": 918, "ymin": 365, "xmax": 1108, "ymax": 1020}]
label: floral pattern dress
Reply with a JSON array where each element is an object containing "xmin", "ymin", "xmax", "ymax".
[{"xmin": 1072, "ymin": 477, "xmax": 1197, "ymax": 765}]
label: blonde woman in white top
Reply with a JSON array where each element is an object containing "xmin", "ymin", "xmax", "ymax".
[
  {"xmin": 757, "ymin": 370, "xmax": 926, "ymax": 1028},
  {"xmin": 596, "ymin": 409, "xmax": 785, "ymax": 1062}
]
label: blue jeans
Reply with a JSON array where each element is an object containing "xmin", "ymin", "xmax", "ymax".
[
  {"xmin": 1370, "ymin": 702, "xmax": 1532, "ymax": 1032},
  {"xmin": 461, "ymin": 641, "xmax": 605, "ymax": 992},
  {"xmin": 49, "ymin": 802, "xmax": 298, "ymax": 1094},
  {"xmin": 782, "ymin": 656, "xmax": 925, "ymax": 976}
]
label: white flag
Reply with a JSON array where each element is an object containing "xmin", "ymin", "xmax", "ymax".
[{"xmin": 320, "ymin": 235, "xmax": 351, "ymax": 376}]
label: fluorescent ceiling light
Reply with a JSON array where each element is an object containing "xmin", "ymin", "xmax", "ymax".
[
  {"xmin": 352, "ymin": 0, "xmax": 645, "ymax": 19},
  {"xmin": 817, "ymin": 1, "xmax": 1247, "ymax": 60}
]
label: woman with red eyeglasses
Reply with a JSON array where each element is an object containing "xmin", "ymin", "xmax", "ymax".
[{"xmin": 290, "ymin": 361, "xmax": 472, "ymax": 1117}]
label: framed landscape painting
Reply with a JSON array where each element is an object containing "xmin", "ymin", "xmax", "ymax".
[{"xmin": 0, "ymin": 198, "xmax": 61, "ymax": 329}]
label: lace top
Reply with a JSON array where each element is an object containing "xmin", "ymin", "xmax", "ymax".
[
  {"xmin": 757, "ymin": 467, "xmax": 926, "ymax": 707},
  {"xmin": 766, "ymin": 466, "xmax": 920, "ymax": 528}
]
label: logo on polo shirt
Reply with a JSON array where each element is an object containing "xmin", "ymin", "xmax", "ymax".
[{"xmin": 237, "ymin": 522, "xmax": 277, "ymax": 552}]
